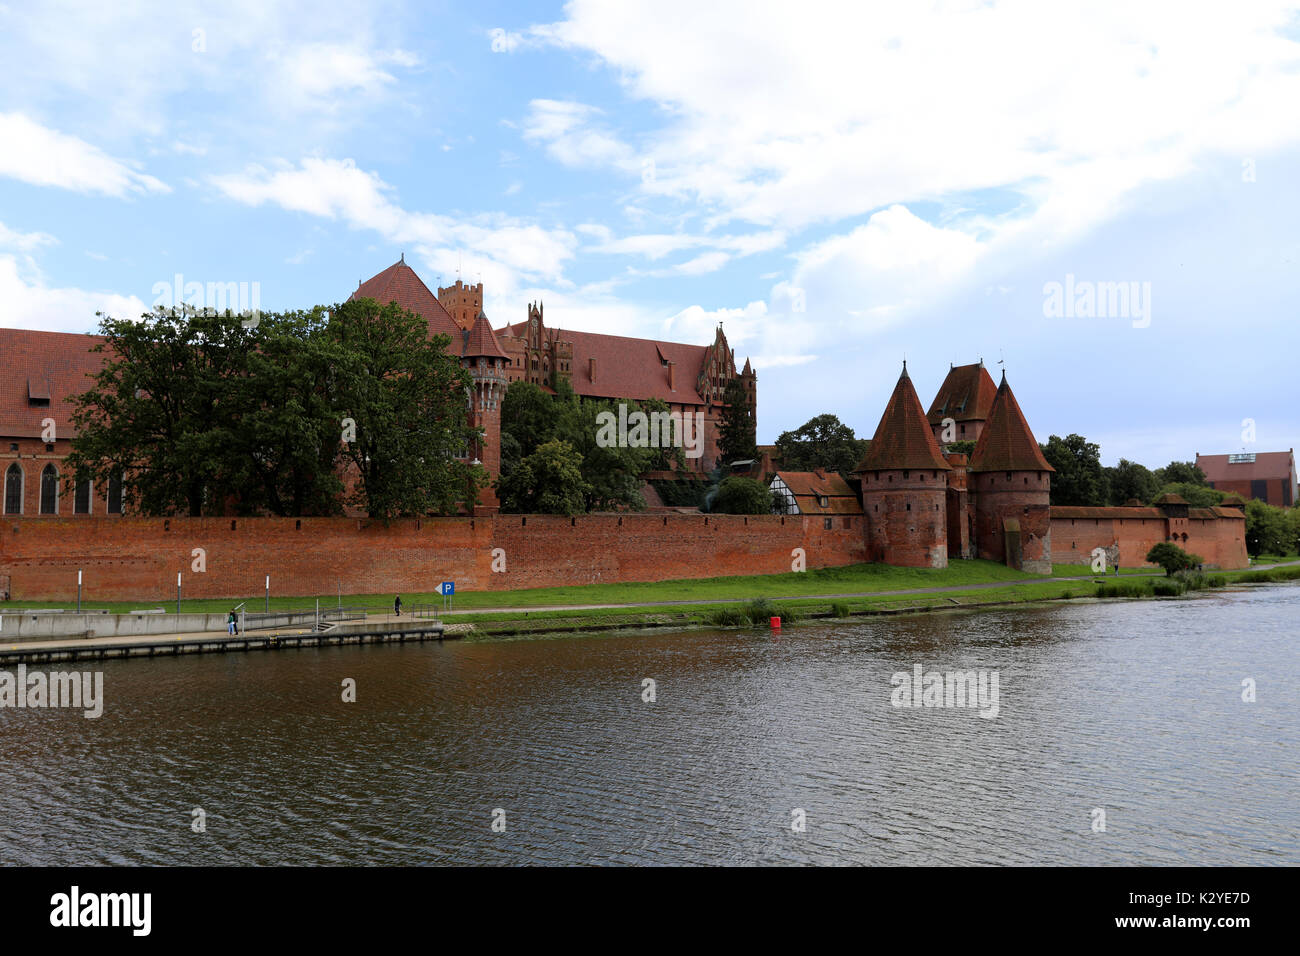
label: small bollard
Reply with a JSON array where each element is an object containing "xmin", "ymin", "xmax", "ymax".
[{"xmin": 770, "ymin": 616, "xmax": 781, "ymax": 630}]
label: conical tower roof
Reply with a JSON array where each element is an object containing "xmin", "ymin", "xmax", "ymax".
[
  {"xmin": 463, "ymin": 309, "xmax": 509, "ymax": 360},
  {"xmin": 968, "ymin": 372, "xmax": 1054, "ymax": 473},
  {"xmin": 854, "ymin": 362, "xmax": 952, "ymax": 472}
]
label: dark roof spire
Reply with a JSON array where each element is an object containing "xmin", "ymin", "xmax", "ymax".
[
  {"xmin": 854, "ymin": 365, "xmax": 950, "ymax": 473},
  {"xmin": 968, "ymin": 374, "xmax": 1054, "ymax": 473}
]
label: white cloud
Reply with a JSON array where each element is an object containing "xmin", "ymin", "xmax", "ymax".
[
  {"xmin": 275, "ymin": 43, "xmax": 418, "ymax": 105},
  {"xmin": 0, "ymin": 221, "xmax": 57, "ymax": 251},
  {"xmin": 211, "ymin": 157, "xmax": 578, "ymax": 297},
  {"xmin": 0, "ymin": 113, "xmax": 168, "ymax": 197},
  {"xmin": 0, "ymin": 255, "xmax": 145, "ymax": 333},
  {"xmin": 522, "ymin": 99, "xmax": 637, "ymax": 170},
  {"xmin": 523, "ymin": 0, "xmax": 1300, "ymax": 245}
]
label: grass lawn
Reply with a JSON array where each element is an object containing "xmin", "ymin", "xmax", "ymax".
[
  {"xmin": 4, "ymin": 559, "xmax": 1043, "ymax": 616},
  {"xmin": 6, "ymin": 557, "xmax": 1295, "ymax": 623}
]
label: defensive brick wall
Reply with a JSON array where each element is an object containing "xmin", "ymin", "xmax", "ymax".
[{"xmin": 0, "ymin": 513, "xmax": 867, "ymax": 602}]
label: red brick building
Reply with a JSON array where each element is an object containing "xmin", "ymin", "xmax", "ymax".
[
  {"xmin": 855, "ymin": 362, "xmax": 1247, "ymax": 571},
  {"xmin": 1, "ymin": 259, "xmax": 757, "ymax": 518},
  {"xmin": 1195, "ymin": 450, "xmax": 1296, "ymax": 508}
]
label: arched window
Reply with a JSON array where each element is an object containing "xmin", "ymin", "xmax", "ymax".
[
  {"xmin": 3, "ymin": 463, "xmax": 22, "ymax": 514},
  {"xmin": 107, "ymin": 471, "xmax": 123, "ymax": 515},
  {"xmin": 74, "ymin": 478, "xmax": 92, "ymax": 514},
  {"xmin": 40, "ymin": 464, "xmax": 59, "ymax": 514}
]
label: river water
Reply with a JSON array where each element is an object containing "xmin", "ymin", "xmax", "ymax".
[{"xmin": 1, "ymin": 585, "xmax": 1296, "ymax": 866}]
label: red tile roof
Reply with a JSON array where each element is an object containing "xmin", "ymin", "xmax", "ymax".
[
  {"xmin": 968, "ymin": 373, "xmax": 1054, "ymax": 473},
  {"xmin": 1195, "ymin": 451, "xmax": 1296, "ymax": 483},
  {"xmin": 927, "ymin": 362, "xmax": 997, "ymax": 425},
  {"xmin": 505, "ymin": 322, "xmax": 710, "ymax": 405},
  {"xmin": 0, "ymin": 328, "xmax": 107, "ymax": 439},
  {"xmin": 1153, "ymin": 492, "xmax": 1189, "ymax": 505},
  {"xmin": 854, "ymin": 363, "xmax": 952, "ymax": 472},
  {"xmin": 1052, "ymin": 504, "xmax": 1244, "ymax": 521},
  {"xmin": 463, "ymin": 310, "xmax": 510, "ymax": 360},
  {"xmin": 772, "ymin": 471, "xmax": 863, "ymax": 514},
  {"xmin": 350, "ymin": 260, "xmax": 464, "ymax": 345}
]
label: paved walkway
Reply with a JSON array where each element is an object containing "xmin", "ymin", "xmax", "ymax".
[{"xmin": 7, "ymin": 560, "xmax": 1294, "ymax": 653}]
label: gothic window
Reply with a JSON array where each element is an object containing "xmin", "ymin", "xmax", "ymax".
[
  {"xmin": 75, "ymin": 478, "xmax": 92, "ymax": 514},
  {"xmin": 3, "ymin": 463, "xmax": 21, "ymax": 514},
  {"xmin": 40, "ymin": 464, "xmax": 58, "ymax": 514},
  {"xmin": 107, "ymin": 471, "xmax": 123, "ymax": 514}
]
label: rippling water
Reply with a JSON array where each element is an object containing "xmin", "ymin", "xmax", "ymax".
[{"xmin": 2, "ymin": 584, "xmax": 1296, "ymax": 865}]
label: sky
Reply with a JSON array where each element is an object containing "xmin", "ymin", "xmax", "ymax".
[{"xmin": 1, "ymin": 0, "xmax": 1298, "ymax": 467}]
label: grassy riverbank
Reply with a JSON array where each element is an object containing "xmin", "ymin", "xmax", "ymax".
[{"xmin": 5, "ymin": 560, "xmax": 1298, "ymax": 639}]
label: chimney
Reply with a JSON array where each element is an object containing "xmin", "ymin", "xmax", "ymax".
[
  {"xmin": 815, "ymin": 468, "xmax": 825, "ymax": 479},
  {"xmin": 589, "ymin": 357, "xmax": 596, "ymax": 382},
  {"xmin": 667, "ymin": 361, "xmax": 676, "ymax": 390}
]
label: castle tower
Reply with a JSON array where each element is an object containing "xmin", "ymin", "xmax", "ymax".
[
  {"xmin": 855, "ymin": 362, "xmax": 951, "ymax": 568},
  {"xmin": 967, "ymin": 371, "xmax": 1054, "ymax": 573},
  {"xmin": 461, "ymin": 309, "xmax": 510, "ymax": 514},
  {"xmin": 927, "ymin": 360, "xmax": 998, "ymax": 449},
  {"xmin": 437, "ymin": 279, "xmax": 484, "ymax": 331}
]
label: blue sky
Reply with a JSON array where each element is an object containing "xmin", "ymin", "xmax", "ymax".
[{"xmin": 1, "ymin": 0, "xmax": 1298, "ymax": 467}]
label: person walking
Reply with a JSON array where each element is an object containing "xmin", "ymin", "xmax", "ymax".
[
  {"xmin": 394, "ymin": 595, "xmax": 402, "ymax": 617},
  {"xmin": 227, "ymin": 610, "xmax": 237, "ymax": 635}
]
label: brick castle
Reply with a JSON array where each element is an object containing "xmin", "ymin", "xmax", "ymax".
[{"xmin": 0, "ymin": 265, "xmax": 1250, "ymax": 601}]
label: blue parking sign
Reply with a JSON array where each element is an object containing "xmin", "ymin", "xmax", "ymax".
[{"xmin": 441, "ymin": 581, "xmax": 455, "ymax": 596}]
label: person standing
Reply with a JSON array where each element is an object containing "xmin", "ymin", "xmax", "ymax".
[
  {"xmin": 227, "ymin": 610, "xmax": 237, "ymax": 635},
  {"xmin": 394, "ymin": 595, "xmax": 402, "ymax": 617}
]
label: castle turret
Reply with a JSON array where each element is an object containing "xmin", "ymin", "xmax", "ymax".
[
  {"xmin": 967, "ymin": 371, "xmax": 1054, "ymax": 573},
  {"xmin": 856, "ymin": 362, "xmax": 951, "ymax": 568},
  {"xmin": 927, "ymin": 360, "xmax": 998, "ymax": 448},
  {"xmin": 461, "ymin": 309, "xmax": 510, "ymax": 513}
]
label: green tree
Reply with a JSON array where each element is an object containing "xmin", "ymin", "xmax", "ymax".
[
  {"xmin": 1154, "ymin": 482, "xmax": 1224, "ymax": 509},
  {"xmin": 716, "ymin": 378, "xmax": 757, "ymax": 467},
  {"xmin": 1041, "ymin": 434, "xmax": 1108, "ymax": 506},
  {"xmin": 564, "ymin": 396, "xmax": 651, "ymax": 511},
  {"xmin": 329, "ymin": 297, "xmax": 485, "ymax": 519},
  {"xmin": 1145, "ymin": 541, "xmax": 1202, "ymax": 575},
  {"xmin": 501, "ymin": 380, "xmax": 564, "ymax": 459},
  {"xmin": 495, "ymin": 439, "xmax": 590, "ymax": 515},
  {"xmin": 1105, "ymin": 458, "xmax": 1160, "ymax": 506},
  {"xmin": 710, "ymin": 475, "xmax": 777, "ymax": 514},
  {"xmin": 775, "ymin": 413, "xmax": 868, "ymax": 475},
  {"xmin": 67, "ymin": 305, "xmax": 260, "ymax": 516},
  {"xmin": 1155, "ymin": 461, "xmax": 1207, "ymax": 486},
  {"xmin": 1244, "ymin": 499, "xmax": 1291, "ymax": 556},
  {"xmin": 945, "ymin": 439, "xmax": 976, "ymax": 457},
  {"xmin": 228, "ymin": 309, "xmax": 346, "ymax": 516}
]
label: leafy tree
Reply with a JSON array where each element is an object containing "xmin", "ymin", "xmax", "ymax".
[
  {"xmin": 325, "ymin": 297, "xmax": 484, "ymax": 519},
  {"xmin": 67, "ymin": 305, "xmax": 260, "ymax": 516},
  {"xmin": 710, "ymin": 475, "xmax": 778, "ymax": 514},
  {"xmin": 1105, "ymin": 458, "xmax": 1160, "ymax": 506},
  {"xmin": 501, "ymin": 380, "xmax": 563, "ymax": 459},
  {"xmin": 945, "ymin": 439, "xmax": 976, "ymax": 457},
  {"xmin": 228, "ymin": 309, "xmax": 346, "ymax": 516},
  {"xmin": 495, "ymin": 439, "xmax": 589, "ymax": 515},
  {"xmin": 561, "ymin": 395, "xmax": 651, "ymax": 511},
  {"xmin": 1155, "ymin": 461, "xmax": 1207, "ymax": 486},
  {"xmin": 1244, "ymin": 499, "xmax": 1292, "ymax": 556},
  {"xmin": 1154, "ymin": 482, "xmax": 1224, "ymax": 509},
  {"xmin": 1041, "ymin": 434, "xmax": 1108, "ymax": 506},
  {"xmin": 1145, "ymin": 542, "xmax": 1202, "ymax": 575},
  {"xmin": 775, "ymin": 413, "xmax": 868, "ymax": 475},
  {"xmin": 716, "ymin": 378, "xmax": 757, "ymax": 467}
]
